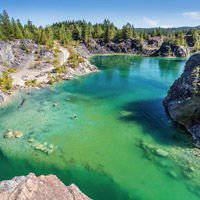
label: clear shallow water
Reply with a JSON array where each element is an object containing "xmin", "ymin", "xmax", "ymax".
[{"xmin": 0, "ymin": 55, "xmax": 199, "ymax": 200}]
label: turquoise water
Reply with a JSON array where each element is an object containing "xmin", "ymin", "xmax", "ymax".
[{"xmin": 0, "ymin": 55, "xmax": 199, "ymax": 200}]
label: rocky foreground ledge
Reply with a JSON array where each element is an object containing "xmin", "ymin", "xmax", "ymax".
[
  {"xmin": 164, "ymin": 53, "xmax": 200, "ymax": 146},
  {"xmin": 0, "ymin": 173, "xmax": 91, "ymax": 200}
]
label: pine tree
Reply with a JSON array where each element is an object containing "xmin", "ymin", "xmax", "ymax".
[
  {"xmin": 103, "ymin": 20, "xmax": 116, "ymax": 43},
  {"xmin": 93, "ymin": 24, "xmax": 103, "ymax": 38},
  {"xmin": 12, "ymin": 18, "xmax": 24, "ymax": 39},
  {"xmin": 24, "ymin": 28, "xmax": 34, "ymax": 39},
  {"xmin": 59, "ymin": 24, "xmax": 66, "ymax": 44},
  {"xmin": 46, "ymin": 27, "xmax": 54, "ymax": 48},
  {"xmin": 24, "ymin": 20, "xmax": 36, "ymax": 39},
  {"xmin": 82, "ymin": 24, "xmax": 91, "ymax": 43},
  {"xmin": 72, "ymin": 24, "xmax": 82, "ymax": 40},
  {"xmin": 16, "ymin": 19, "xmax": 24, "ymax": 33},
  {"xmin": 121, "ymin": 23, "xmax": 134, "ymax": 40},
  {"xmin": 0, "ymin": 10, "xmax": 13, "ymax": 39},
  {"xmin": 0, "ymin": 28, "xmax": 4, "ymax": 40},
  {"xmin": 38, "ymin": 29, "xmax": 47, "ymax": 45}
]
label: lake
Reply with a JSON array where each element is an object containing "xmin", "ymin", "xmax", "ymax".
[{"xmin": 0, "ymin": 55, "xmax": 199, "ymax": 200}]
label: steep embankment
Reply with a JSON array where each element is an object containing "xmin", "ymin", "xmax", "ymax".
[
  {"xmin": 0, "ymin": 39, "xmax": 98, "ymax": 105},
  {"xmin": 164, "ymin": 53, "xmax": 200, "ymax": 146},
  {"xmin": 0, "ymin": 173, "xmax": 91, "ymax": 200}
]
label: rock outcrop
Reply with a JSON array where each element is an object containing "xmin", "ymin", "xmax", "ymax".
[
  {"xmin": 0, "ymin": 173, "xmax": 91, "ymax": 200},
  {"xmin": 153, "ymin": 42, "xmax": 187, "ymax": 57},
  {"xmin": 164, "ymin": 53, "xmax": 200, "ymax": 146},
  {"xmin": 83, "ymin": 38, "xmax": 188, "ymax": 57},
  {"xmin": 85, "ymin": 38, "xmax": 144, "ymax": 55}
]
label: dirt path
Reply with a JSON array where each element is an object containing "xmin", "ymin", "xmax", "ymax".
[{"xmin": 59, "ymin": 47, "xmax": 70, "ymax": 65}]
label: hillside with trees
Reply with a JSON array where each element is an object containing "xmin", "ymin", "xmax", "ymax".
[{"xmin": 0, "ymin": 10, "xmax": 200, "ymax": 56}]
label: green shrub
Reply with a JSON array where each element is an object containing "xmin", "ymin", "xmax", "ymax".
[
  {"xmin": 53, "ymin": 59, "xmax": 59, "ymax": 65},
  {"xmin": 48, "ymin": 73, "xmax": 59, "ymax": 85},
  {"xmin": 68, "ymin": 53, "xmax": 85, "ymax": 68},
  {"xmin": 54, "ymin": 48, "xmax": 61, "ymax": 54},
  {"xmin": 0, "ymin": 71, "xmax": 13, "ymax": 92},
  {"xmin": 7, "ymin": 68, "xmax": 17, "ymax": 73},
  {"xmin": 55, "ymin": 66, "xmax": 67, "ymax": 74},
  {"xmin": 2, "ymin": 62, "xmax": 9, "ymax": 67},
  {"xmin": 25, "ymin": 79, "xmax": 37, "ymax": 87}
]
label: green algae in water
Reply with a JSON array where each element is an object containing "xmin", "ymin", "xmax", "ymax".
[{"xmin": 0, "ymin": 55, "xmax": 200, "ymax": 200}]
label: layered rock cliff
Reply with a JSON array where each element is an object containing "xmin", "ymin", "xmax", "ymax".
[
  {"xmin": 164, "ymin": 53, "xmax": 200, "ymax": 146},
  {"xmin": 0, "ymin": 173, "xmax": 91, "ymax": 200}
]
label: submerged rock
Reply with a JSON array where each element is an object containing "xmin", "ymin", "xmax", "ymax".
[
  {"xmin": 0, "ymin": 173, "xmax": 91, "ymax": 200},
  {"xmin": 29, "ymin": 138, "xmax": 55, "ymax": 155},
  {"xmin": 4, "ymin": 130, "xmax": 23, "ymax": 138},
  {"xmin": 14, "ymin": 131, "xmax": 23, "ymax": 138},
  {"xmin": 168, "ymin": 170, "xmax": 178, "ymax": 179},
  {"xmin": 164, "ymin": 53, "xmax": 200, "ymax": 147},
  {"xmin": 4, "ymin": 131, "xmax": 14, "ymax": 138},
  {"xmin": 70, "ymin": 114, "xmax": 78, "ymax": 120},
  {"xmin": 156, "ymin": 149, "xmax": 169, "ymax": 157},
  {"xmin": 120, "ymin": 110, "xmax": 133, "ymax": 117}
]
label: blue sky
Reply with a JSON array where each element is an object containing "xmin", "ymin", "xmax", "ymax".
[{"xmin": 1, "ymin": 0, "xmax": 200, "ymax": 28}]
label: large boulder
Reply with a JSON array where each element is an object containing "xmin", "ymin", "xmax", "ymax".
[
  {"xmin": 147, "ymin": 36, "xmax": 163, "ymax": 48},
  {"xmin": 0, "ymin": 173, "xmax": 91, "ymax": 200},
  {"xmin": 185, "ymin": 33, "xmax": 195, "ymax": 47},
  {"xmin": 164, "ymin": 53, "xmax": 200, "ymax": 146},
  {"xmin": 153, "ymin": 42, "xmax": 187, "ymax": 57},
  {"xmin": 171, "ymin": 45, "xmax": 187, "ymax": 57}
]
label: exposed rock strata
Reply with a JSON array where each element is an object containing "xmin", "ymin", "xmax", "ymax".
[
  {"xmin": 0, "ymin": 173, "xmax": 91, "ymax": 200},
  {"xmin": 82, "ymin": 38, "xmax": 188, "ymax": 57},
  {"xmin": 164, "ymin": 53, "xmax": 200, "ymax": 146}
]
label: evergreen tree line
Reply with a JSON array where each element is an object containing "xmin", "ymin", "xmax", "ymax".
[{"xmin": 0, "ymin": 10, "xmax": 200, "ymax": 49}]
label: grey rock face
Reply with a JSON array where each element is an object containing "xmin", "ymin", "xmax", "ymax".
[
  {"xmin": 153, "ymin": 42, "xmax": 187, "ymax": 57},
  {"xmin": 0, "ymin": 41, "xmax": 15, "ymax": 65},
  {"xmin": 0, "ymin": 173, "xmax": 91, "ymax": 200},
  {"xmin": 84, "ymin": 38, "xmax": 188, "ymax": 57},
  {"xmin": 164, "ymin": 53, "xmax": 200, "ymax": 146}
]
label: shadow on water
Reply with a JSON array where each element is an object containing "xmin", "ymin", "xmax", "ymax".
[
  {"xmin": 0, "ymin": 148, "xmax": 133, "ymax": 200},
  {"xmin": 119, "ymin": 98, "xmax": 193, "ymax": 148}
]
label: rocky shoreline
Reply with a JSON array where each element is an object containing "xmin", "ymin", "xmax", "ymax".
[
  {"xmin": 164, "ymin": 53, "xmax": 200, "ymax": 147},
  {"xmin": 81, "ymin": 37, "xmax": 189, "ymax": 58},
  {"xmin": 0, "ymin": 40, "xmax": 98, "ymax": 106},
  {"xmin": 0, "ymin": 173, "xmax": 91, "ymax": 200}
]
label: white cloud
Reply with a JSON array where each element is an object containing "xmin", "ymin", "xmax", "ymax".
[
  {"xmin": 160, "ymin": 24, "xmax": 173, "ymax": 28},
  {"xmin": 143, "ymin": 17, "xmax": 159, "ymax": 27},
  {"xmin": 182, "ymin": 11, "xmax": 200, "ymax": 20}
]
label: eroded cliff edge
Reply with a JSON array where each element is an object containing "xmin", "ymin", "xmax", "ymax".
[
  {"xmin": 0, "ymin": 173, "xmax": 91, "ymax": 200},
  {"xmin": 164, "ymin": 53, "xmax": 200, "ymax": 146}
]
